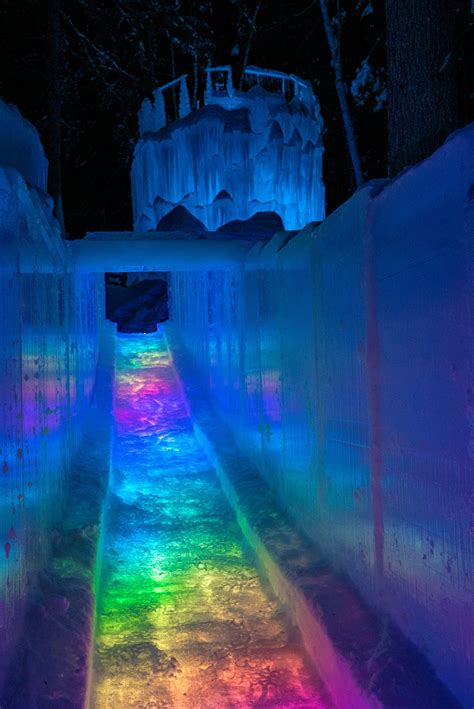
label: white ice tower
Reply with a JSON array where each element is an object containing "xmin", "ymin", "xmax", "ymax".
[{"xmin": 131, "ymin": 66, "xmax": 325, "ymax": 232}]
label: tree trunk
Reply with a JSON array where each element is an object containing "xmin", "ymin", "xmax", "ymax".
[
  {"xmin": 47, "ymin": 0, "xmax": 65, "ymax": 233},
  {"xmin": 319, "ymin": 0, "xmax": 363, "ymax": 188},
  {"xmin": 385, "ymin": 0, "xmax": 469, "ymax": 175},
  {"xmin": 192, "ymin": 52, "xmax": 198, "ymax": 110},
  {"xmin": 170, "ymin": 40, "xmax": 178, "ymax": 119},
  {"xmin": 239, "ymin": 1, "xmax": 262, "ymax": 90}
]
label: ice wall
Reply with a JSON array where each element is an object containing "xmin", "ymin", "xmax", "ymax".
[
  {"xmin": 132, "ymin": 75, "xmax": 325, "ymax": 232},
  {"xmin": 0, "ymin": 160, "xmax": 102, "ymax": 690},
  {"xmin": 169, "ymin": 125, "xmax": 474, "ymax": 707},
  {"xmin": 0, "ymin": 99, "xmax": 48, "ymax": 191}
]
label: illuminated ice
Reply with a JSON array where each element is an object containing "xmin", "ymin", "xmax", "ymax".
[
  {"xmin": 1, "ymin": 70, "xmax": 473, "ymax": 709},
  {"xmin": 90, "ymin": 331, "xmax": 327, "ymax": 707},
  {"xmin": 132, "ymin": 67, "xmax": 325, "ymax": 232},
  {"xmin": 0, "ymin": 105, "xmax": 102, "ymax": 699},
  {"xmin": 169, "ymin": 124, "xmax": 474, "ymax": 707},
  {"xmin": 0, "ymin": 98, "xmax": 48, "ymax": 190}
]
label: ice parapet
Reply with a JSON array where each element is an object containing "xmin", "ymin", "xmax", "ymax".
[
  {"xmin": 131, "ymin": 68, "xmax": 325, "ymax": 232},
  {"xmin": 0, "ymin": 99, "xmax": 48, "ymax": 191}
]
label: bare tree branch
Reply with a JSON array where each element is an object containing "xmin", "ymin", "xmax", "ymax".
[
  {"xmin": 239, "ymin": 1, "xmax": 262, "ymax": 90},
  {"xmin": 319, "ymin": 0, "xmax": 363, "ymax": 188},
  {"xmin": 61, "ymin": 10, "xmax": 137, "ymax": 81}
]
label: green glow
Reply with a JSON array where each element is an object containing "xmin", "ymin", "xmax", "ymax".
[{"xmin": 90, "ymin": 331, "xmax": 326, "ymax": 707}]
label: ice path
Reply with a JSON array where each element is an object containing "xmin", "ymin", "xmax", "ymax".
[{"xmin": 89, "ymin": 331, "xmax": 328, "ymax": 708}]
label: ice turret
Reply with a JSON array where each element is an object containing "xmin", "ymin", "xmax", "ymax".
[
  {"xmin": 131, "ymin": 67, "xmax": 325, "ymax": 232},
  {"xmin": 0, "ymin": 99, "xmax": 48, "ymax": 191}
]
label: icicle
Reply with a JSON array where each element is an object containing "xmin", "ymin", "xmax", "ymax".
[
  {"xmin": 132, "ymin": 65, "xmax": 325, "ymax": 230},
  {"xmin": 179, "ymin": 76, "xmax": 191, "ymax": 118},
  {"xmin": 152, "ymin": 90, "xmax": 166, "ymax": 130},
  {"xmin": 227, "ymin": 67, "xmax": 234, "ymax": 97},
  {"xmin": 138, "ymin": 98, "xmax": 153, "ymax": 135},
  {"xmin": 205, "ymin": 69, "xmax": 213, "ymax": 105}
]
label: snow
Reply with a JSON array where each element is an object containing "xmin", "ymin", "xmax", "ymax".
[
  {"xmin": 132, "ymin": 68, "xmax": 325, "ymax": 232},
  {"xmin": 350, "ymin": 59, "xmax": 386, "ymax": 112}
]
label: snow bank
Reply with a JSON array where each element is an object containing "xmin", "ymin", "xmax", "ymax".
[{"xmin": 169, "ymin": 124, "xmax": 474, "ymax": 707}]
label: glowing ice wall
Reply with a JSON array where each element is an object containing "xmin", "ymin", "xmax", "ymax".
[
  {"xmin": 0, "ymin": 99, "xmax": 48, "ymax": 191},
  {"xmin": 132, "ymin": 83, "xmax": 325, "ymax": 232},
  {"xmin": 0, "ymin": 166, "xmax": 102, "ymax": 690},
  {"xmin": 170, "ymin": 125, "xmax": 474, "ymax": 707}
]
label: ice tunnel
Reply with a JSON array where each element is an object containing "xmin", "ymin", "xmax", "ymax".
[{"xmin": 1, "ymin": 92, "xmax": 474, "ymax": 709}]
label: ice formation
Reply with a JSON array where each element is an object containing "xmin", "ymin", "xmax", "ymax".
[
  {"xmin": 0, "ymin": 99, "xmax": 48, "ymax": 190},
  {"xmin": 1, "ymin": 85, "xmax": 473, "ymax": 709},
  {"xmin": 0, "ymin": 107, "xmax": 102, "ymax": 697},
  {"xmin": 90, "ymin": 332, "xmax": 327, "ymax": 707},
  {"xmin": 169, "ymin": 125, "xmax": 474, "ymax": 706},
  {"xmin": 131, "ymin": 66, "xmax": 325, "ymax": 232}
]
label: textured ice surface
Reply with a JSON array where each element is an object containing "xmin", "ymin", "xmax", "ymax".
[
  {"xmin": 169, "ymin": 125, "xmax": 474, "ymax": 707},
  {"xmin": 132, "ymin": 76, "xmax": 325, "ymax": 232},
  {"xmin": 90, "ymin": 331, "xmax": 328, "ymax": 708},
  {"xmin": 0, "ymin": 345, "xmax": 114, "ymax": 708},
  {"xmin": 0, "ymin": 163, "xmax": 102, "ymax": 694},
  {"xmin": 0, "ymin": 99, "xmax": 48, "ymax": 190}
]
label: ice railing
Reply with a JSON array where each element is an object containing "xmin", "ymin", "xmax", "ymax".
[
  {"xmin": 138, "ymin": 65, "xmax": 318, "ymax": 136},
  {"xmin": 138, "ymin": 74, "xmax": 191, "ymax": 134},
  {"xmin": 244, "ymin": 66, "xmax": 319, "ymax": 112}
]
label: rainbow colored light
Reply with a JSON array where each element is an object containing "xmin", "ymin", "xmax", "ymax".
[{"xmin": 89, "ymin": 331, "xmax": 327, "ymax": 707}]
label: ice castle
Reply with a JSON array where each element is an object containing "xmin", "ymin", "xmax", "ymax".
[
  {"xmin": 131, "ymin": 66, "xmax": 325, "ymax": 232},
  {"xmin": 1, "ymin": 63, "xmax": 474, "ymax": 708}
]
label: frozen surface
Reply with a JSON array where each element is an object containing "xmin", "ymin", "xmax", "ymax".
[
  {"xmin": 0, "ymin": 331, "xmax": 114, "ymax": 708},
  {"xmin": 169, "ymin": 323, "xmax": 461, "ymax": 709},
  {"xmin": 0, "ymin": 99, "xmax": 48, "ymax": 190},
  {"xmin": 0, "ymin": 164, "xmax": 102, "ymax": 694},
  {"xmin": 132, "ymin": 71, "xmax": 325, "ymax": 232},
  {"xmin": 169, "ymin": 125, "xmax": 474, "ymax": 707},
  {"xmin": 1, "ymin": 95, "xmax": 472, "ymax": 707},
  {"xmin": 90, "ymin": 331, "xmax": 328, "ymax": 708}
]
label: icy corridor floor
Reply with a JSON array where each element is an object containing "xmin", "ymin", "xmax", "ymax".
[{"xmin": 89, "ymin": 331, "xmax": 328, "ymax": 708}]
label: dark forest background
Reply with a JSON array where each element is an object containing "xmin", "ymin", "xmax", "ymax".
[{"xmin": 0, "ymin": 0, "xmax": 472, "ymax": 237}]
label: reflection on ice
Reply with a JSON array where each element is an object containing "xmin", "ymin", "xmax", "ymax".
[{"xmin": 90, "ymin": 331, "xmax": 328, "ymax": 708}]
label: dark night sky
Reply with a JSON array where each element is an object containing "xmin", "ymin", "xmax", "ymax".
[{"xmin": 1, "ymin": 1, "xmax": 390, "ymax": 237}]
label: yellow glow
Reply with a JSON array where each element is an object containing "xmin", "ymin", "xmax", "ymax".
[{"xmin": 90, "ymin": 332, "xmax": 326, "ymax": 707}]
